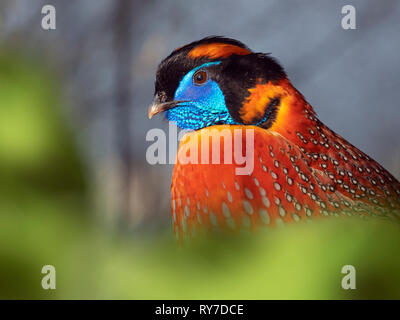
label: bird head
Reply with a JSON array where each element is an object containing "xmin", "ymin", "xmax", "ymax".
[{"xmin": 149, "ymin": 36, "xmax": 297, "ymax": 131}]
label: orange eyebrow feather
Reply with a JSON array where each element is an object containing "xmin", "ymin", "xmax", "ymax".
[{"xmin": 188, "ymin": 43, "xmax": 251, "ymax": 59}]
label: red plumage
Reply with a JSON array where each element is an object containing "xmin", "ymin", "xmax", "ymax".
[
  {"xmin": 148, "ymin": 37, "xmax": 400, "ymax": 240},
  {"xmin": 171, "ymin": 79, "xmax": 400, "ymax": 240}
]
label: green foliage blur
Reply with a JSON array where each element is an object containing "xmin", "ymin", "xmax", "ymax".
[{"xmin": 0, "ymin": 52, "xmax": 400, "ymax": 300}]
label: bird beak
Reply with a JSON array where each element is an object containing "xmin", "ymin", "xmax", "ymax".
[
  {"xmin": 148, "ymin": 94, "xmax": 188, "ymax": 119},
  {"xmin": 148, "ymin": 101, "xmax": 178, "ymax": 119}
]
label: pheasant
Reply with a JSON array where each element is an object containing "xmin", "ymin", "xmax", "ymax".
[{"xmin": 148, "ymin": 36, "xmax": 400, "ymax": 240}]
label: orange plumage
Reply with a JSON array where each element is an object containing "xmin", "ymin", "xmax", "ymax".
[
  {"xmin": 171, "ymin": 79, "xmax": 400, "ymax": 240},
  {"xmin": 149, "ymin": 37, "xmax": 400, "ymax": 241},
  {"xmin": 188, "ymin": 43, "xmax": 251, "ymax": 59}
]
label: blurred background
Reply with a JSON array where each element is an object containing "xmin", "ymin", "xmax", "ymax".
[{"xmin": 0, "ymin": 0, "xmax": 399, "ymax": 299}]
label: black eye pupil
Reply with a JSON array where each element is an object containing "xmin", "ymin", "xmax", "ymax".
[{"xmin": 194, "ymin": 70, "xmax": 207, "ymax": 84}]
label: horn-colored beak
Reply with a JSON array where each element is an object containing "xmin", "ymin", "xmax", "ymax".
[
  {"xmin": 148, "ymin": 99, "xmax": 188, "ymax": 119},
  {"xmin": 148, "ymin": 101, "xmax": 175, "ymax": 119}
]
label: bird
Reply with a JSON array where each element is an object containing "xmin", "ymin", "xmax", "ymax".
[{"xmin": 148, "ymin": 36, "xmax": 400, "ymax": 240}]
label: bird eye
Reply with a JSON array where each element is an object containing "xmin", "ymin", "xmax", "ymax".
[{"xmin": 193, "ymin": 70, "xmax": 208, "ymax": 85}]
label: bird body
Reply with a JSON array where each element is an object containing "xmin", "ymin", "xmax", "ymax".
[{"xmin": 149, "ymin": 37, "xmax": 400, "ymax": 240}]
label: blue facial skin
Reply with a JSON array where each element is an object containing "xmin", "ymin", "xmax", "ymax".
[
  {"xmin": 165, "ymin": 61, "xmax": 271, "ymax": 130},
  {"xmin": 165, "ymin": 61, "xmax": 238, "ymax": 130}
]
